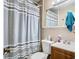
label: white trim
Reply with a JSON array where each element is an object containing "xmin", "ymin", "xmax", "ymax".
[{"xmin": 42, "ymin": 26, "xmax": 66, "ymax": 29}]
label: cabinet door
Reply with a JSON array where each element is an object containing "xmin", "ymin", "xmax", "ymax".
[
  {"xmin": 53, "ymin": 50, "xmax": 65, "ymax": 59},
  {"xmin": 51, "ymin": 47, "xmax": 74, "ymax": 59},
  {"xmin": 52, "ymin": 50, "xmax": 72, "ymax": 59}
]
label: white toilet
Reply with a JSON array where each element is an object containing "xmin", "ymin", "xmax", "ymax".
[{"xmin": 30, "ymin": 40, "xmax": 53, "ymax": 59}]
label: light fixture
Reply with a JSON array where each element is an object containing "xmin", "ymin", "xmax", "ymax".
[
  {"xmin": 56, "ymin": 0, "xmax": 61, "ymax": 2},
  {"xmin": 52, "ymin": 0, "xmax": 62, "ymax": 5},
  {"xmin": 52, "ymin": 1, "xmax": 55, "ymax": 5},
  {"xmin": 52, "ymin": 0, "xmax": 73, "ymax": 8}
]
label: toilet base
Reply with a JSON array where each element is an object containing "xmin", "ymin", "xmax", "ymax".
[{"xmin": 31, "ymin": 52, "xmax": 48, "ymax": 59}]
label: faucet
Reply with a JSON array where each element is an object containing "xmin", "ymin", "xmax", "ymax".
[
  {"xmin": 63, "ymin": 40, "xmax": 71, "ymax": 45},
  {"xmin": 63, "ymin": 40, "xmax": 67, "ymax": 44}
]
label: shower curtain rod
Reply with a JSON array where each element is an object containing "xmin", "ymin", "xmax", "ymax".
[
  {"xmin": 31, "ymin": 0, "xmax": 38, "ymax": 5},
  {"xmin": 31, "ymin": 0, "xmax": 42, "ymax": 7}
]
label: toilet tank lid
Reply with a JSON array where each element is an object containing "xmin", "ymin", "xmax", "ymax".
[{"xmin": 42, "ymin": 40, "xmax": 54, "ymax": 44}]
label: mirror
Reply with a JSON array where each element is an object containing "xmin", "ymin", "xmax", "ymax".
[{"xmin": 46, "ymin": 8, "xmax": 58, "ymax": 27}]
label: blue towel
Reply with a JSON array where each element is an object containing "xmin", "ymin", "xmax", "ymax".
[{"xmin": 65, "ymin": 11, "xmax": 75, "ymax": 32}]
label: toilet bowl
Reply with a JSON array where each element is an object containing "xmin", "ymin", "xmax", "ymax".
[{"xmin": 30, "ymin": 40, "xmax": 53, "ymax": 59}]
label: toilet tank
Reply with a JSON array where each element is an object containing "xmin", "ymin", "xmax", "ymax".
[{"xmin": 42, "ymin": 40, "xmax": 53, "ymax": 54}]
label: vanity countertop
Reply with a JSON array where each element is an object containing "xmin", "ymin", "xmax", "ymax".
[{"xmin": 51, "ymin": 41, "xmax": 75, "ymax": 52}]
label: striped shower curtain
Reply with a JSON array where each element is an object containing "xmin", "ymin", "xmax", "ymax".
[{"xmin": 4, "ymin": 0, "xmax": 40, "ymax": 59}]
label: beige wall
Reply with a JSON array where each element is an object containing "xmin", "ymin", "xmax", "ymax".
[
  {"xmin": 58, "ymin": 3, "xmax": 75, "ymax": 26},
  {"xmin": 42, "ymin": 27, "xmax": 75, "ymax": 41},
  {"xmin": 42, "ymin": 1, "xmax": 75, "ymax": 41},
  {"xmin": 42, "ymin": 0, "xmax": 75, "ymax": 27}
]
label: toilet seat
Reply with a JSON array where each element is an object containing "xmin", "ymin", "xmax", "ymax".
[{"xmin": 31, "ymin": 52, "xmax": 48, "ymax": 59}]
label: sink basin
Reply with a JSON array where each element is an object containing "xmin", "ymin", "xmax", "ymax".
[{"xmin": 51, "ymin": 41, "xmax": 75, "ymax": 52}]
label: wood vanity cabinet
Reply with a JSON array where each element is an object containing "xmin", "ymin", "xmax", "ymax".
[{"xmin": 51, "ymin": 47, "xmax": 75, "ymax": 59}]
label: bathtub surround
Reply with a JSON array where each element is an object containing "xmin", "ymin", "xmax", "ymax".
[{"xmin": 4, "ymin": 0, "xmax": 40, "ymax": 59}]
